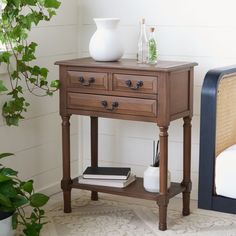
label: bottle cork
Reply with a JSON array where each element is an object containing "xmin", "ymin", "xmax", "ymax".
[{"xmin": 150, "ymin": 27, "xmax": 155, "ymax": 32}]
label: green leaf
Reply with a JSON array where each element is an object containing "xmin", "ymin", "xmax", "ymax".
[
  {"xmin": 29, "ymin": 78, "xmax": 36, "ymax": 83},
  {"xmin": 0, "ymin": 205, "xmax": 15, "ymax": 212},
  {"xmin": 0, "ymin": 174, "xmax": 11, "ymax": 182},
  {"xmin": 0, "ymin": 80, "xmax": 8, "ymax": 93},
  {"xmin": 46, "ymin": 90, "xmax": 53, "ymax": 96},
  {"xmin": 31, "ymin": 65, "xmax": 40, "ymax": 76},
  {"xmin": 0, "ymin": 181, "xmax": 18, "ymax": 198},
  {"xmin": 30, "ymin": 193, "xmax": 49, "ymax": 207},
  {"xmin": 22, "ymin": 180, "xmax": 33, "ymax": 194},
  {"xmin": 0, "ymin": 193, "xmax": 12, "ymax": 208},
  {"xmin": 17, "ymin": 60, "xmax": 28, "ymax": 72},
  {"xmin": 12, "ymin": 195, "xmax": 28, "ymax": 208},
  {"xmin": 15, "ymin": 45, "xmax": 24, "ymax": 53},
  {"xmin": 0, "ymin": 153, "xmax": 14, "ymax": 160},
  {"xmin": 24, "ymin": 0, "xmax": 37, "ymax": 6},
  {"xmin": 12, "ymin": 0, "xmax": 20, "ymax": 8},
  {"xmin": 11, "ymin": 71, "xmax": 19, "ymax": 80},
  {"xmin": 29, "ymin": 42, "xmax": 38, "ymax": 51},
  {"xmin": 40, "ymin": 79, "xmax": 48, "ymax": 87},
  {"xmin": 48, "ymin": 9, "xmax": 56, "ymax": 18},
  {"xmin": 40, "ymin": 68, "xmax": 49, "ymax": 78},
  {"xmin": 50, "ymin": 80, "xmax": 60, "ymax": 88},
  {"xmin": 16, "ymin": 86, "xmax": 23, "ymax": 94},
  {"xmin": 0, "ymin": 167, "xmax": 18, "ymax": 176},
  {"xmin": 23, "ymin": 223, "xmax": 42, "ymax": 236},
  {"xmin": 12, "ymin": 212, "xmax": 18, "ymax": 230},
  {"xmin": 3, "ymin": 96, "xmax": 25, "ymax": 112},
  {"xmin": 0, "ymin": 52, "xmax": 12, "ymax": 63},
  {"xmin": 30, "ymin": 211, "xmax": 38, "ymax": 221},
  {"xmin": 5, "ymin": 116, "xmax": 20, "ymax": 126},
  {"xmin": 33, "ymin": 12, "xmax": 44, "ymax": 25},
  {"xmin": 44, "ymin": 0, "xmax": 61, "ymax": 9},
  {"xmin": 22, "ymin": 53, "xmax": 36, "ymax": 62}
]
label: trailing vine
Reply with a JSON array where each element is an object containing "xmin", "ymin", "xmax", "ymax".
[{"xmin": 0, "ymin": 0, "xmax": 61, "ymax": 126}]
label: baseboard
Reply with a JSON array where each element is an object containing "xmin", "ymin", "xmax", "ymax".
[
  {"xmin": 36, "ymin": 173, "xmax": 80, "ymax": 197},
  {"xmin": 37, "ymin": 181, "xmax": 61, "ymax": 196}
]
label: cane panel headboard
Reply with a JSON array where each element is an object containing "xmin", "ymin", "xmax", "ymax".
[{"xmin": 216, "ymin": 74, "xmax": 236, "ymax": 156}]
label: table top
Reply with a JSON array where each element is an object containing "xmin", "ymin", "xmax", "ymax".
[{"xmin": 55, "ymin": 57, "xmax": 198, "ymax": 72}]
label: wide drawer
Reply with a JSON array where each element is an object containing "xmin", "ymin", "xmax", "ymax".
[
  {"xmin": 112, "ymin": 74, "xmax": 158, "ymax": 94},
  {"xmin": 68, "ymin": 93, "xmax": 157, "ymax": 117},
  {"xmin": 67, "ymin": 71, "xmax": 108, "ymax": 90}
]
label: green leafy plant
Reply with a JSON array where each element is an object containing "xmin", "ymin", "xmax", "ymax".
[
  {"xmin": 0, "ymin": 153, "xmax": 49, "ymax": 236},
  {"xmin": 148, "ymin": 38, "xmax": 157, "ymax": 64},
  {"xmin": 0, "ymin": 0, "xmax": 61, "ymax": 126}
]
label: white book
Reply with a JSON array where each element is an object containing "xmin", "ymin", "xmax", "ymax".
[{"xmin": 78, "ymin": 174, "xmax": 136, "ymax": 188}]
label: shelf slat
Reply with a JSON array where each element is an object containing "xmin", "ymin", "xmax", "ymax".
[{"xmin": 71, "ymin": 177, "xmax": 185, "ymax": 201}]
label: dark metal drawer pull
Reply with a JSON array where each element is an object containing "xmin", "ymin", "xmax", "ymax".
[
  {"xmin": 101, "ymin": 100, "xmax": 119, "ymax": 111},
  {"xmin": 125, "ymin": 80, "xmax": 143, "ymax": 90},
  {"xmin": 79, "ymin": 76, "xmax": 95, "ymax": 86}
]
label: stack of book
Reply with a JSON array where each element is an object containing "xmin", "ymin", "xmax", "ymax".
[{"xmin": 78, "ymin": 167, "xmax": 136, "ymax": 188}]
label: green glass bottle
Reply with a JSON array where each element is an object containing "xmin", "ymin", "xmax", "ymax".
[{"xmin": 148, "ymin": 27, "xmax": 158, "ymax": 64}]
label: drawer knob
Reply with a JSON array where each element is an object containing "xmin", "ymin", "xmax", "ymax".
[
  {"xmin": 101, "ymin": 100, "xmax": 108, "ymax": 107},
  {"xmin": 101, "ymin": 100, "xmax": 119, "ymax": 111},
  {"xmin": 78, "ymin": 76, "xmax": 95, "ymax": 86},
  {"xmin": 79, "ymin": 76, "xmax": 84, "ymax": 83},
  {"xmin": 125, "ymin": 80, "xmax": 143, "ymax": 90},
  {"xmin": 88, "ymin": 77, "xmax": 95, "ymax": 83}
]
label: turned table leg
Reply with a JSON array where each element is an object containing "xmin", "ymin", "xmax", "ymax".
[
  {"xmin": 91, "ymin": 116, "xmax": 98, "ymax": 201},
  {"xmin": 182, "ymin": 116, "xmax": 192, "ymax": 216},
  {"xmin": 157, "ymin": 126, "xmax": 169, "ymax": 231},
  {"xmin": 61, "ymin": 115, "xmax": 72, "ymax": 213}
]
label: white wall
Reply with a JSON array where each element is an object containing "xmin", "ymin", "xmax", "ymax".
[
  {"xmin": 78, "ymin": 0, "xmax": 236, "ymax": 199},
  {"xmin": 1, "ymin": 0, "xmax": 235, "ymax": 199},
  {"xmin": 0, "ymin": 0, "xmax": 79, "ymax": 195}
]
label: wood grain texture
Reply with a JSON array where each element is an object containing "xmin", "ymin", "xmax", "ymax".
[
  {"xmin": 72, "ymin": 177, "xmax": 185, "ymax": 201},
  {"xmin": 112, "ymin": 73, "xmax": 158, "ymax": 94},
  {"xmin": 67, "ymin": 70, "xmax": 108, "ymax": 90},
  {"xmin": 67, "ymin": 93, "xmax": 157, "ymax": 117},
  {"xmin": 91, "ymin": 116, "xmax": 98, "ymax": 201},
  {"xmin": 61, "ymin": 115, "xmax": 72, "ymax": 213},
  {"xmin": 158, "ymin": 126, "xmax": 169, "ymax": 230},
  {"xmin": 55, "ymin": 57, "xmax": 197, "ymax": 72},
  {"xmin": 170, "ymin": 70, "xmax": 189, "ymax": 116},
  {"xmin": 57, "ymin": 57, "xmax": 197, "ymax": 230},
  {"xmin": 182, "ymin": 117, "xmax": 192, "ymax": 216}
]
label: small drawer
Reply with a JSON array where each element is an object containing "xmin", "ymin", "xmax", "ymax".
[
  {"xmin": 68, "ymin": 93, "xmax": 157, "ymax": 117},
  {"xmin": 67, "ymin": 71, "xmax": 108, "ymax": 90},
  {"xmin": 112, "ymin": 74, "xmax": 158, "ymax": 94}
]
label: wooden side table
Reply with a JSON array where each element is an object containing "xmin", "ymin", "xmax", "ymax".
[{"xmin": 55, "ymin": 58, "xmax": 197, "ymax": 231}]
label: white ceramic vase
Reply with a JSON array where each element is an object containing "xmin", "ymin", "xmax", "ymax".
[
  {"xmin": 0, "ymin": 216, "xmax": 15, "ymax": 236},
  {"xmin": 89, "ymin": 18, "xmax": 124, "ymax": 62},
  {"xmin": 143, "ymin": 166, "xmax": 171, "ymax": 193}
]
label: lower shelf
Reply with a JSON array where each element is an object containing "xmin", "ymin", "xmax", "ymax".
[{"xmin": 71, "ymin": 177, "xmax": 185, "ymax": 201}]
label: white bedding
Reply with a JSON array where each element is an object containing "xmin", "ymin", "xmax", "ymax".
[{"xmin": 215, "ymin": 144, "xmax": 236, "ymax": 199}]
